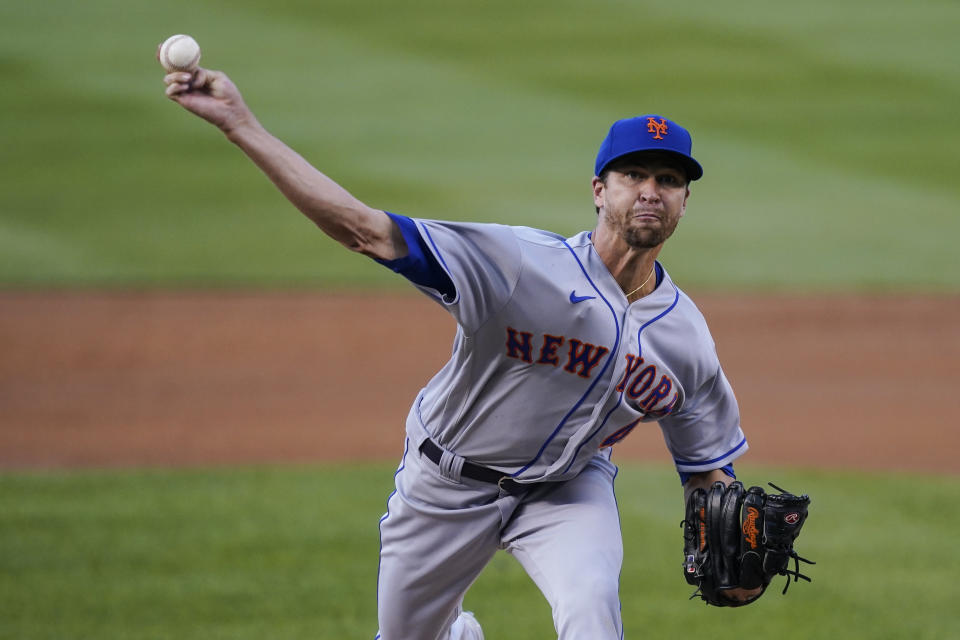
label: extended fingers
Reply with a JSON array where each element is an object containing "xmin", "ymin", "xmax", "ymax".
[
  {"xmin": 164, "ymin": 71, "xmax": 194, "ymax": 96},
  {"xmin": 163, "ymin": 67, "xmax": 219, "ymax": 97},
  {"xmin": 164, "ymin": 77, "xmax": 191, "ymax": 96}
]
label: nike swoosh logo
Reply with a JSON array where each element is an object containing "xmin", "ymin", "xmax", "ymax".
[{"xmin": 569, "ymin": 291, "xmax": 596, "ymax": 304}]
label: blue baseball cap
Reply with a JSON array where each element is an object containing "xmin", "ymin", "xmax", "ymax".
[{"xmin": 594, "ymin": 115, "xmax": 703, "ymax": 181}]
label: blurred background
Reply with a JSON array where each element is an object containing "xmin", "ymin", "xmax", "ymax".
[
  {"xmin": 2, "ymin": 0, "xmax": 957, "ymax": 289},
  {"xmin": 1, "ymin": 0, "xmax": 958, "ymax": 638}
]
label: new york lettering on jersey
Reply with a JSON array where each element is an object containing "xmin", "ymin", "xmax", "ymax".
[
  {"xmin": 502, "ymin": 328, "xmax": 680, "ymax": 442},
  {"xmin": 504, "ymin": 328, "xmax": 609, "ymax": 379}
]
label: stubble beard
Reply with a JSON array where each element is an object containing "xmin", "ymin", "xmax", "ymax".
[
  {"xmin": 621, "ymin": 215, "xmax": 679, "ymax": 249},
  {"xmin": 624, "ymin": 226, "xmax": 666, "ymax": 249}
]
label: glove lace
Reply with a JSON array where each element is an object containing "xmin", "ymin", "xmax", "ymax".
[{"xmin": 779, "ymin": 551, "xmax": 816, "ymax": 594}]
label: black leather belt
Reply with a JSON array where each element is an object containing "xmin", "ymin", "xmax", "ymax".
[{"xmin": 419, "ymin": 438, "xmax": 528, "ymax": 494}]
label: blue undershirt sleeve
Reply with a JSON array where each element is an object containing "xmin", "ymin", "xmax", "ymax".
[
  {"xmin": 678, "ymin": 463, "xmax": 736, "ymax": 485},
  {"xmin": 374, "ymin": 212, "xmax": 456, "ymax": 299}
]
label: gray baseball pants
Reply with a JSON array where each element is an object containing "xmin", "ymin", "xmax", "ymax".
[{"xmin": 375, "ymin": 439, "xmax": 624, "ymax": 640}]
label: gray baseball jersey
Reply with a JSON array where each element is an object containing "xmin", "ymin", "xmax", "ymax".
[
  {"xmin": 375, "ymin": 215, "xmax": 746, "ymax": 640},
  {"xmin": 391, "ymin": 217, "xmax": 745, "ymax": 480}
]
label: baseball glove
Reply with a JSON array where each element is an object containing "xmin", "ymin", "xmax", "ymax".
[{"xmin": 681, "ymin": 481, "xmax": 814, "ymax": 607}]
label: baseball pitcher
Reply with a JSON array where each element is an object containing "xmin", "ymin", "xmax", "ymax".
[{"xmin": 163, "ymin": 62, "xmax": 812, "ymax": 639}]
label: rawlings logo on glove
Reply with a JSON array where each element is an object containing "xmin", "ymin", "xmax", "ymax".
[{"xmin": 681, "ymin": 481, "xmax": 814, "ymax": 607}]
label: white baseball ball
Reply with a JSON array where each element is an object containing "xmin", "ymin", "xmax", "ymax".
[{"xmin": 158, "ymin": 34, "xmax": 201, "ymax": 72}]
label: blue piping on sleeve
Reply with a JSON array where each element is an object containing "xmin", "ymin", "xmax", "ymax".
[
  {"xmin": 674, "ymin": 436, "xmax": 747, "ymax": 469},
  {"xmin": 374, "ymin": 212, "xmax": 455, "ymax": 298},
  {"xmin": 679, "ymin": 463, "xmax": 736, "ymax": 485}
]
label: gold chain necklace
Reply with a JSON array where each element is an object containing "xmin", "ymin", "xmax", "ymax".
[{"xmin": 624, "ymin": 267, "xmax": 656, "ymax": 299}]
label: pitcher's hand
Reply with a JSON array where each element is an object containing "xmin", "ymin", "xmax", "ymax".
[{"xmin": 163, "ymin": 68, "xmax": 256, "ymax": 135}]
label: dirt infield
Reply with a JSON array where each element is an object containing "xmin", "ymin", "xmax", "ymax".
[{"xmin": 1, "ymin": 291, "xmax": 957, "ymax": 473}]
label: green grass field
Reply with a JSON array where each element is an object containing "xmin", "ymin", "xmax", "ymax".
[
  {"xmin": 1, "ymin": 0, "xmax": 958, "ymax": 290},
  {"xmin": 1, "ymin": 463, "xmax": 958, "ymax": 640}
]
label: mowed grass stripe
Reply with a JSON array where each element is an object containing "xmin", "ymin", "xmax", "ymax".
[
  {"xmin": 1, "ymin": 464, "xmax": 957, "ymax": 639},
  {"xmin": 0, "ymin": 0, "xmax": 957, "ymax": 289}
]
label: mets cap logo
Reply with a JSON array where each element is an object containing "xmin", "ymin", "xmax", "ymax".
[{"xmin": 647, "ymin": 117, "xmax": 668, "ymax": 140}]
